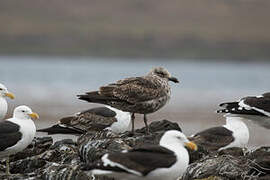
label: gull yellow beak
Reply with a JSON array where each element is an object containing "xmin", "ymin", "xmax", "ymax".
[
  {"xmin": 5, "ymin": 92, "xmax": 15, "ymax": 99},
  {"xmin": 184, "ymin": 141, "xmax": 198, "ymax": 151},
  {"xmin": 28, "ymin": 112, "xmax": 39, "ymax": 120}
]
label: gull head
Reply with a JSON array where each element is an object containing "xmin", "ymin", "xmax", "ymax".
[
  {"xmin": 13, "ymin": 105, "xmax": 39, "ymax": 120},
  {"xmin": 160, "ymin": 130, "xmax": 197, "ymax": 151},
  {"xmin": 149, "ymin": 67, "xmax": 179, "ymax": 83},
  {"xmin": 0, "ymin": 83, "xmax": 15, "ymax": 99}
]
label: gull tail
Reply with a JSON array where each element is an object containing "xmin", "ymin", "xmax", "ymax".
[
  {"xmin": 217, "ymin": 101, "xmax": 242, "ymax": 114},
  {"xmin": 37, "ymin": 124, "xmax": 84, "ymax": 135},
  {"xmin": 219, "ymin": 102, "xmax": 239, "ymax": 108},
  {"xmin": 217, "ymin": 102, "xmax": 266, "ymax": 116},
  {"xmin": 77, "ymin": 91, "xmax": 125, "ymax": 105}
]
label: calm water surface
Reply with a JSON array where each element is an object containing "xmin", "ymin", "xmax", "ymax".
[{"xmin": 0, "ymin": 56, "xmax": 269, "ymax": 145}]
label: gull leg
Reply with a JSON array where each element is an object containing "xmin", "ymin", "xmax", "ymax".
[
  {"xmin": 6, "ymin": 156, "xmax": 10, "ymax": 176},
  {"xmin": 144, "ymin": 114, "xmax": 150, "ymax": 134},
  {"xmin": 131, "ymin": 113, "xmax": 135, "ymax": 134}
]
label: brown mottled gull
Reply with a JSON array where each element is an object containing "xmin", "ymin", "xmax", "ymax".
[
  {"xmin": 37, "ymin": 106, "xmax": 131, "ymax": 135},
  {"xmin": 77, "ymin": 67, "xmax": 179, "ymax": 134}
]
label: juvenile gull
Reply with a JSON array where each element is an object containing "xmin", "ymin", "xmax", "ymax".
[
  {"xmin": 189, "ymin": 115, "xmax": 249, "ymax": 151},
  {"xmin": 0, "ymin": 83, "xmax": 15, "ymax": 120},
  {"xmin": 0, "ymin": 105, "xmax": 39, "ymax": 175},
  {"xmin": 38, "ymin": 106, "xmax": 131, "ymax": 135},
  {"xmin": 82, "ymin": 130, "xmax": 197, "ymax": 180},
  {"xmin": 217, "ymin": 92, "xmax": 270, "ymax": 129},
  {"xmin": 78, "ymin": 67, "xmax": 179, "ymax": 134}
]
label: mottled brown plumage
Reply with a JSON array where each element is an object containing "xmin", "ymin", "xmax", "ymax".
[
  {"xmin": 78, "ymin": 67, "xmax": 179, "ymax": 134},
  {"xmin": 61, "ymin": 109, "xmax": 117, "ymax": 132},
  {"xmin": 38, "ymin": 107, "xmax": 119, "ymax": 135}
]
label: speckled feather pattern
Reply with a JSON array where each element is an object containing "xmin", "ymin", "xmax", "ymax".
[
  {"xmin": 63, "ymin": 112, "xmax": 117, "ymax": 132},
  {"xmin": 98, "ymin": 74, "xmax": 171, "ymax": 114}
]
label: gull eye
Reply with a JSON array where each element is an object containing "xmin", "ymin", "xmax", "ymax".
[
  {"xmin": 0, "ymin": 88, "xmax": 3, "ymax": 91},
  {"xmin": 22, "ymin": 110, "xmax": 25, "ymax": 113}
]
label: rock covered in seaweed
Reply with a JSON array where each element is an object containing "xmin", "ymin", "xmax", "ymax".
[
  {"xmin": 184, "ymin": 146, "xmax": 270, "ymax": 180},
  {"xmin": 0, "ymin": 119, "xmax": 269, "ymax": 180},
  {"xmin": 78, "ymin": 119, "xmax": 182, "ymax": 164},
  {"xmin": 41, "ymin": 162, "xmax": 91, "ymax": 180},
  {"xmin": 0, "ymin": 137, "xmax": 89, "ymax": 180},
  {"xmin": 78, "ymin": 131, "xmax": 131, "ymax": 164}
]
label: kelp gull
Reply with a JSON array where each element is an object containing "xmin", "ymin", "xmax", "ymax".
[
  {"xmin": 82, "ymin": 130, "xmax": 197, "ymax": 180},
  {"xmin": 0, "ymin": 105, "xmax": 39, "ymax": 175}
]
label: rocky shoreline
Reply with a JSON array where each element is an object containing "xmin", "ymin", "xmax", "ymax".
[{"xmin": 1, "ymin": 120, "xmax": 269, "ymax": 180}]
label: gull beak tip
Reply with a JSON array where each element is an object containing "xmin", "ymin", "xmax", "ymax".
[
  {"xmin": 5, "ymin": 92, "xmax": 15, "ymax": 99},
  {"xmin": 29, "ymin": 112, "xmax": 39, "ymax": 120},
  {"xmin": 185, "ymin": 141, "xmax": 198, "ymax": 151}
]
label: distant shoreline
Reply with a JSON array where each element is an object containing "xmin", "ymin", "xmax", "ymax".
[{"xmin": 0, "ymin": 53, "xmax": 269, "ymax": 62}]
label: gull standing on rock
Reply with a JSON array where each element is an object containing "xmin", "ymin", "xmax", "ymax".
[
  {"xmin": 0, "ymin": 105, "xmax": 39, "ymax": 175},
  {"xmin": 82, "ymin": 130, "xmax": 197, "ymax": 180},
  {"xmin": 0, "ymin": 83, "xmax": 15, "ymax": 119},
  {"xmin": 78, "ymin": 67, "xmax": 179, "ymax": 134}
]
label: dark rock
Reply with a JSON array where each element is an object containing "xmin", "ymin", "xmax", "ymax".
[
  {"xmin": 258, "ymin": 175, "xmax": 270, "ymax": 180},
  {"xmin": 1, "ymin": 119, "xmax": 269, "ymax": 180},
  {"xmin": 183, "ymin": 155, "xmax": 254, "ymax": 180},
  {"xmin": 0, "ymin": 173, "xmax": 41, "ymax": 180},
  {"xmin": 218, "ymin": 147, "xmax": 246, "ymax": 157},
  {"xmin": 247, "ymin": 146, "xmax": 270, "ymax": 176},
  {"xmin": 50, "ymin": 139, "xmax": 76, "ymax": 149},
  {"xmin": 78, "ymin": 120, "xmax": 181, "ymax": 164},
  {"xmin": 10, "ymin": 157, "xmax": 46, "ymax": 174},
  {"xmin": 188, "ymin": 145, "xmax": 209, "ymax": 164},
  {"xmin": 41, "ymin": 162, "xmax": 91, "ymax": 180},
  {"xmin": 78, "ymin": 131, "xmax": 131, "ymax": 164},
  {"xmin": 135, "ymin": 119, "xmax": 182, "ymax": 133},
  {"xmin": 41, "ymin": 138, "xmax": 80, "ymax": 164},
  {"xmin": 10, "ymin": 137, "xmax": 53, "ymax": 162},
  {"xmin": 183, "ymin": 146, "xmax": 270, "ymax": 180}
]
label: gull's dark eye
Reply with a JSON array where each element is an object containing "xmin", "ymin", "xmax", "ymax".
[
  {"xmin": 22, "ymin": 110, "xmax": 25, "ymax": 113},
  {"xmin": 0, "ymin": 88, "xmax": 3, "ymax": 90}
]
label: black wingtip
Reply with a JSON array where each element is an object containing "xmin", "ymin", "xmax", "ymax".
[
  {"xmin": 37, "ymin": 124, "xmax": 84, "ymax": 135},
  {"xmin": 219, "ymin": 103, "xmax": 227, "ymax": 107},
  {"xmin": 77, "ymin": 94, "xmax": 93, "ymax": 102},
  {"xmin": 216, "ymin": 109, "xmax": 229, "ymax": 113},
  {"xmin": 77, "ymin": 94, "xmax": 86, "ymax": 99}
]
